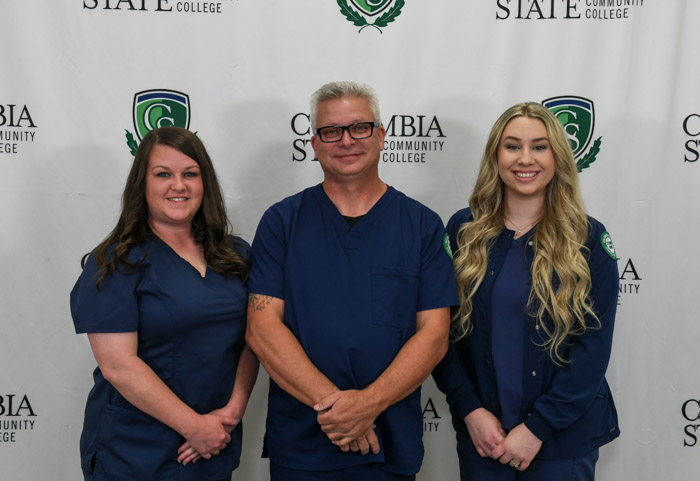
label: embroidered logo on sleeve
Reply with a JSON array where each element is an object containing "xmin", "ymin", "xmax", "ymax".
[
  {"xmin": 600, "ymin": 231, "xmax": 618, "ymax": 260},
  {"xmin": 443, "ymin": 233, "xmax": 454, "ymax": 261}
]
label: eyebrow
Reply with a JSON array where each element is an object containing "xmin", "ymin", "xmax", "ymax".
[
  {"xmin": 502, "ymin": 136, "xmax": 549, "ymax": 142},
  {"xmin": 150, "ymin": 164, "xmax": 200, "ymax": 170}
]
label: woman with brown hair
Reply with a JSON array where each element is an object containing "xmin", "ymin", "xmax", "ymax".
[{"xmin": 71, "ymin": 127, "xmax": 257, "ymax": 481}]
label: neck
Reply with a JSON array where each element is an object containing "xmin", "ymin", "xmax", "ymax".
[
  {"xmin": 148, "ymin": 219, "xmax": 195, "ymax": 248},
  {"xmin": 503, "ymin": 193, "xmax": 544, "ymax": 225},
  {"xmin": 322, "ymin": 176, "xmax": 387, "ymax": 217}
]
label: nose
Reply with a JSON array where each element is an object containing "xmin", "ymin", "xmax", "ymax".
[
  {"xmin": 518, "ymin": 149, "xmax": 534, "ymax": 165},
  {"xmin": 171, "ymin": 174, "xmax": 186, "ymax": 191},
  {"xmin": 339, "ymin": 128, "xmax": 355, "ymax": 146}
]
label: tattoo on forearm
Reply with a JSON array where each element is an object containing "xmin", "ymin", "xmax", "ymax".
[{"xmin": 248, "ymin": 294, "xmax": 272, "ymax": 311}]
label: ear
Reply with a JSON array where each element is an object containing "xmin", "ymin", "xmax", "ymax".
[
  {"xmin": 310, "ymin": 134, "xmax": 320, "ymax": 158},
  {"xmin": 377, "ymin": 125, "xmax": 386, "ymax": 151}
]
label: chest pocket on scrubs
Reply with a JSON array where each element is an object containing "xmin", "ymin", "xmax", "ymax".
[{"xmin": 371, "ymin": 266, "xmax": 419, "ymax": 330}]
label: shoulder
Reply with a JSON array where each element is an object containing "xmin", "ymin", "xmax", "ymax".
[
  {"xmin": 83, "ymin": 241, "xmax": 149, "ymax": 274},
  {"xmin": 389, "ymin": 187, "xmax": 442, "ymax": 222},
  {"xmin": 447, "ymin": 207, "xmax": 473, "ymax": 227},
  {"xmin": 256, "ymin": 186, "xmax": 319, "ymax": 230},
  {"xmin": 229, "ymin": 235, "xmax": 251, "ymax": 259},
  {"xmin": 266, "ymin": 185, "xmax": 318, "ymax": 214},
  {"xmin": 585, "ymin": 215, "xmax": 619, "ymax": 265},
  {"xmin": 446, "ymin": 207, "xmax": 473, "ymax": 236}
]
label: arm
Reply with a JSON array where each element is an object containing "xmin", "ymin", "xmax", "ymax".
[
  {"xmin": 432, "ymin": 341, "xmax": 486, "ymax": 428},
  {"xmin": 315, "ymin": 306, "xmax": 450, "ymax": 448},
  {"xmin": 245, "ymin": 293, "xmax": 338, "ymax": 407},
  {"xmin": 433, "ymin": 346, "xmax": 506, "ymax": 459},
  {"xmin": 245, "ymin": 293, "xmax": 380, "ymax": 454},
  {"xmin": 523, "ymin": 225, "xmax": 619, "ymax": 443},
  {"xmin": 88, "ymin": 332, "xmax": 235, "ymax": 460},
  {"xmin": 178, "ymin": 344, "xmax": 260, "ymax": 465}
]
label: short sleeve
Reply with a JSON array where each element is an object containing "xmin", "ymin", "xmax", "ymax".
[
  {"xmin": 248, "ymin": 206, "xmax": 288, "ymax": 300},
  {"xmin": 70, "ymin": 252, "xmax": 142, "ymax": 334},
  {"xmin": 417, "ymin": 209, "xmax": 459, "ymax": 312}
]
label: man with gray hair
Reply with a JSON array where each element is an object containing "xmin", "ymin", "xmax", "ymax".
[{"xmin": 246, "ymin": 81, "xmax": 458, "ymax": 480}]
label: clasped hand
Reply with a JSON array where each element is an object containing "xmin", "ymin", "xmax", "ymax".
[
  {"xmin": 464, "ymin": 408, "xmax": 542, "ymax": 471},
  {"xmin": 314, "ymin": 389, "xmax": 381, "ymax": 455},
  {"xmin": 176, "ymin": 410, "xmax": 238, "ymax": 466}
]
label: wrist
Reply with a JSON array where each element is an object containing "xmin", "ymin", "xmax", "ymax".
[
  {"xmin": 362, "ymin": 384, "xmax": 388, "ymax": 417},
  {"xmin": 176, "ymin": 410, "xmax": 202, "ymax": 439}
]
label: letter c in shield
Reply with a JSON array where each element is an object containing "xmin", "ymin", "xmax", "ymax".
[{"xmin": 132, "ymin": 89, "xmax": 191, "ymax": 141}]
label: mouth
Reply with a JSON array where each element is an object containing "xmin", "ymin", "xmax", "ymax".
[
  {"xmin": 167, "ymin": 197, "xmax": 188, "ymax": 202},
  {"xmin": 514, "ymin": 171, "xmax": 538, "ymax": 179}
]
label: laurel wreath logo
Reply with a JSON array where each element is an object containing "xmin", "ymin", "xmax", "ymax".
[
  {"xmin": 576, "ymin": 136, "xmax": 601, "ymax": 172},
  {"xmin": 125, "ymin": 130, "xmax": 139, "ymax": 156},
  {"xmin": 337, "ymin": 0, "xmax": 405, "ymax": 33}
]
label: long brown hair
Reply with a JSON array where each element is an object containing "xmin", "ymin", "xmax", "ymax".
[{"xmin": 87, "ymin": 127, "xmax": 248, "ymax": 286}]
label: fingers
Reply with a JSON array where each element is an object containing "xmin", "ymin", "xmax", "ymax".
[
  {"xmin": 177, "ymin": 447, "xmax": 202, "ymax": 466},
  {"xmin": 365, "ymin": 428, "xmax": 380, "ymax": 454},
  {"xmin": 349, "ymin": 440, "xmax": 360, "ymax": 452},
  {"xmin": 354, "ymin": 437, "xmax": 368, "ymax": 455},
  {"xmin": 314, "ymin": 392, "xmax": 341, "ymax": 412}
]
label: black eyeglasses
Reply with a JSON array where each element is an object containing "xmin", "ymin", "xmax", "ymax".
[{"xmin": 315, "ymin": 122, "xmax": 379, "ymax": 143}]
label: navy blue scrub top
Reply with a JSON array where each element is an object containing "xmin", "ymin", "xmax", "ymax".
[
  {"xmin": 490, "ymin": 228, "xmax": 530, "ymax": 430},
  {"xmin": 70, "ymin": 235, "xmax": 248, "ymax": 481},
  {"xmin": 248, "ymin": 184, "xmax": 459, "ymax": 475}
]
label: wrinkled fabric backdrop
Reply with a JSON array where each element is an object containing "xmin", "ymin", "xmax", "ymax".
[{"xmin": 1, "ymin": 1, "xmax": 698, "ymax": 479}]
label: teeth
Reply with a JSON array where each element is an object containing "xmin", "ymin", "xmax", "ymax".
[
  {"xmin": 168, "ymin": 197, "xmax": 187, "ymax": 201},
  {"xmin": 515, "ymin": 172, "xmax": 537, "ymax": 178}
]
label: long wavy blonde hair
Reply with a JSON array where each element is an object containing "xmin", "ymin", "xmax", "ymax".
[{"xmin": 453, "ymin": 102, "xmax": 598, "ymax": 364}]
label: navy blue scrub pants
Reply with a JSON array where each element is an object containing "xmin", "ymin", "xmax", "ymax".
[
  {"xmin": 457, "ymin": 436, "xmax": 599, "ymax": 481},
  {"xmin": 270, "ymin": 463, "xmax": 416, "ymax": 481}
]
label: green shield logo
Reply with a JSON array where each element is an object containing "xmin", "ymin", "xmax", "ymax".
[
  {"xmin": 338, "ymin": 0, "xmax": 404, "ymax": 33},
  {"xmin": 542, "ymin": 96, "xmax": 594, "ymax": 159},
  {"xmin": 132, "ymin": 89, "xmax": 190, "ymax": 141},
  {"xmin": 350, "ymin": 0, "xmax": 392, "ymax": 16}
]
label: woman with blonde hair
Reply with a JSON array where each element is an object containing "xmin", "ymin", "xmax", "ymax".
[{"xmin": 434, "ymin": 102, "xmax": 620, "ymax": 480}]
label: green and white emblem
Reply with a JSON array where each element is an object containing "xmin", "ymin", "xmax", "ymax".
[
  {"xmin": 443, "ymin": 233, "xmax": 454, "ymax": 261},
  {"xmin": 337, "ymin": 0, "xmax": 405, "ymax": 33},
  {"xmin": 600, "ymin": 231, "xmax": 618, "ymax": 260},
  {"xmin": 125, "ymin": 89, "xmax": 191, "ymax": 155},
  {"xmin": 543, "ymin": 96, "xmax": 602, "ymax": 173}
]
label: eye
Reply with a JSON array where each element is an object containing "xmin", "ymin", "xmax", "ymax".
[
  {"xmin": 184, "ymin": 171, "xmax": 200, "ymax": 178},
  {"xmin": 504, "ymin": 144, "xmax": 520, "ymax": 151},
  {"xmin": 155, "ymin": 171, "xmax": 170, "ymax": 178},
  {"xmin": 533, "ymin": 144, "xmax": 548, "ymax": 151}
]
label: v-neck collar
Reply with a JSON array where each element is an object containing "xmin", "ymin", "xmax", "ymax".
[
  {"xmin": 149, "ymin": 235, "xmax": 209, "ymax": 279},
  {"xmin": 312, "ymin": 183, "xmax": 396, "ymax": 249}
]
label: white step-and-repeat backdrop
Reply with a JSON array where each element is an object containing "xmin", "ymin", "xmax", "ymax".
[{"xmin": 2, "ymin": 1, "xmax": 699, "ymax": 479}]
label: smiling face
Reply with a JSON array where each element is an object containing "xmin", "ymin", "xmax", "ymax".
[
  {"xmin": 497, "ymin": 116, "xmax": 556, "ymax": 204},
  {"xmin": 145, "ymin": 143, "xmax": 204, "ymax": 231},
  {"xmin": 310, "ymin": 96, "xmax": 385, "ymax": 183}
]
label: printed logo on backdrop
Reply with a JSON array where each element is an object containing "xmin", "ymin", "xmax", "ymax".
[
  {"xmin": 0, "ymin": 394, "xmax": 37, "ymax": 443},
  {"xmin": 0, "ymin": 104, "xmax": 37, "ymax": 155},
  {"xmin": 290, "ymin": 112, "xmax": 447, "ymax": 164},
  {"xmin": 82, "ymin": 0, "xmax": 236, "ymax": 14},
  {"xmin": 682, "ymin": 399, "xmax": 700, "ymax": 447},
  {"xmin": 495, "ymin": 0, "xmax": 646, "ymax": 21},
  {"xmin": 683, "ymin": 113, "xmax": 700, "ymax": 163},
  {"xmin": 337, "ymin": 0, "xmax": 405, "ymax": 33},
  {"xmin": 125, "ymin": 89, "xmax": 191, "ymax": 155},
  {"xmin": 423, "ymin": 397, "xmax": 442, "ymax": 433},
  {"xmin": 617, "ymin": 258, "xmax": 641, "ymax": 306},
  {"xmin": 543, "ymin": 96, "xmax": 601, "ymax": 172}
]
